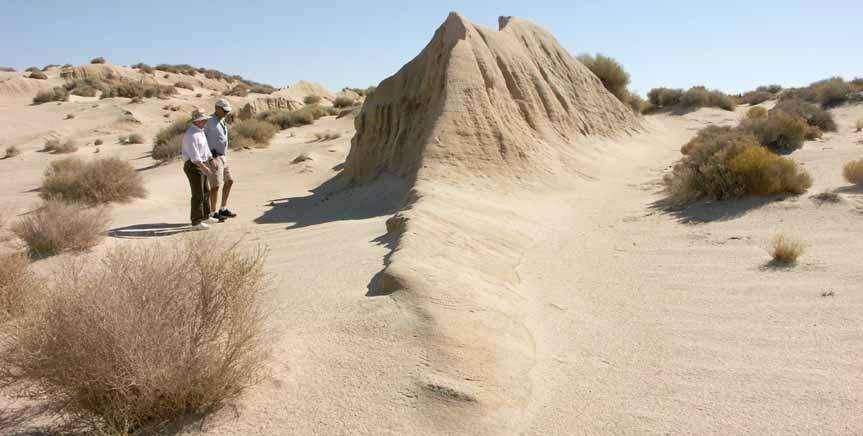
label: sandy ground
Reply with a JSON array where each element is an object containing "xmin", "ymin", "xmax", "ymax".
[{"xmin": 2, "ymin": 76, "xmax": 863, "ymax": 434}]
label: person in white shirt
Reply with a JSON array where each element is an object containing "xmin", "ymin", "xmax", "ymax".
[{"xmin": 182, "ymin": 109, "xmax": 218, "ymax": 230}]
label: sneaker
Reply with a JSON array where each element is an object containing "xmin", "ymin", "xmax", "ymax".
[
  {"xmin": 206, "ymin": 215, "xmax": 220, "ymax": 223},
  {"xmin": 219, "ymin": 208, "xmax": 237, "ymax": 218},
  {"xmin": 191, "ymin": 222, "xmax": 211, "ymax": 231}
]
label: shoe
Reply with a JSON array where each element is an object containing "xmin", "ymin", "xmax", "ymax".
[
  {"xmin": 191, "ymin": 222, "xmax": 211, "ymax": 231},
  {"xmin": 206, "ymin": 215, "xmax": 220, "ymax": 223},
  {"xmin": 219, "ymin": 208, "xmax": 237, "ymax": 218}
]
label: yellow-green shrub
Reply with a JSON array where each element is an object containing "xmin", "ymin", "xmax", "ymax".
[
  {"xmin": 843, "ymin": 159, "xmax": 863, "ymax": 185},
  {"xmin": 727, "ymin": 146, "xmax": 812, "ymax": 195}
]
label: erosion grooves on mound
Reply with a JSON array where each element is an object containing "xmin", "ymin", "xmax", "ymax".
[{"xmin": 345, "ymin": 12, "xmax": 639, "ymax": 434}]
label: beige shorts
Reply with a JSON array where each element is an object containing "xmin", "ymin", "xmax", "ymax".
[{"xmin": 207, "ymin": 156, "xmax": 233, "ymax": 188}]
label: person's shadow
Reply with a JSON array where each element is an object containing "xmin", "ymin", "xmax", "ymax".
[{"xmin": 108, "ymin": 223, "xmax": 197, "ymax": 238}]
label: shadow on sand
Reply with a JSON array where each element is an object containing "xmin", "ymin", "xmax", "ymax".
[
  {"xmin": 649, "ymin": 195, "xmax": 783, "ymax": 224},
  {"xmin": 108, "ymin": 223, "xmax": 197, "ymax": 238},
  {"xmin": 365, "ymin": 232, "xmax": 400, "ymax": 297},
  {"xmin": 254, "ymin": 173, "xmax": 408, "ymax": 229}
]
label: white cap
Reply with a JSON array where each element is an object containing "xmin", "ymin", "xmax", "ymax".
[{"xmin": 215, "ymin": 98, "xmax": 232, "ymax": 112}]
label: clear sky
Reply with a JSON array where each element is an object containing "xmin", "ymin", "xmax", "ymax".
[{"xmin": 2, "ymin": 1, "xmax": 861, "ymax": 96}]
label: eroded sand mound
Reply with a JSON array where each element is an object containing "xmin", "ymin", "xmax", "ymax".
[
  {"xmin": 274, "ymin": 80, "xmax": 335, "ymax": 102},
  {"xmin": 346, "ymin": 13, "xmax": 638, "ymax": 184},
  {"xmin": 0, "ymin": 75, "xmax": 55, "ymax": 97},
  {"xmin": 238, "ymin": 96, "xmax": 303, "ymax": 119}
]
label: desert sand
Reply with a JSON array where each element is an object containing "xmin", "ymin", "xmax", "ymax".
[{"xmin": 2, "ymin": 12, "xmax": 863, "ymax": 436}]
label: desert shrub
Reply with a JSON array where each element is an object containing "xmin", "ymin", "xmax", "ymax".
[
  {"xmin": 43, "ymin": 138, "xmax": 78, "ymax": 154},
  {"xmin": 25, "ymin": 67, "xmax": 40, "ymax": 73},
  {"xmin": 726, "ymin": 146, "xmax": 812, "ymax": 195},
  {"xmin": 577, "ymin": 53, "xmax": 630, "ymax": 103},
  {"xmin": 65, "ymin": 78, "xmax": 104, "ymax": 97},
  {"xmin": 12, "ymin": 200, "xmax": 109, "ymax": 257},
  {"xmin": 843, "ymin": 159, "xmax": 863, "ymax": 185},
  {"xmin": 0, "ymin": 236, "xmax": 267, "ymax": 434},
  {"xmin": 313, "ymin": 131, "xmax": 341, "ymax": 141},
  {"xmin": 196, "ymin": 93, "xmax": 202, "ymax": 97},
  {"xmin": 680, "ymin": 86, "xmax": 736, "ymax": 111},
  {"xmin": 28, "ymin": 71, "xmax": 47, "ymax": 80},
  {"xmin": 769, "ymin": 234, "xmax": 803, "ymax": 265},
  {"xmin": 90, "ymin": 57, "xmax": 106, "ymax": 64},
  {"xmin": 0, "ymin": 66, "xmax": 16, "ymax": 72},
  {"xmin": 174, "ymin": 80, "xmax": 194, "ymax": 90},
  {"xmin": 333, "ymin": 96, "xmax": 356, "ymax": 108},
  {"xmin": 803, "ymin": 125, "xmax": 822, "ymax": 140},
  {"xmin": 667, "ymin": 127, "xmax": 810, "ymax": 203},
  {"xmin": 248, "ymin": 84, "xmax": 277, "ymax": 94},
  {"xmin": 257, "ymin": 110, "xmax": 295, "ymax": 129},
  {"xmin": 626, "ymin": 93, "xmax": 648, "ymax": 114},
  {"xmin": 807, "ymin": 77, "xmax": 852, "ymax": 107},
  {"xmin": 128, "ymin": 133, "xmax": 144, "ymax": 144},
  {"xmin": 64, "ymin": 113, "xmax": 75, "ymax": 120},
  {"xmin": 757, "ymin": 84, "xmax": 783, "ymax": 94},
  {"xmin": 94, "ymin": 139, "xmax": 103, "ymax": 146},
  {"xmin": 153, "ymin": 118, "xmax": 188, "ymax": 161},
  {"xmin": 0, "ymin": 252, "xmax": 37, "ymax": 321},
  {"xmin": 225, "ymin": 84, "xmax": 249, "ymax": 97},
  {"xmin": 743, "ymin": 110, "xmax": 807, "ymax": 153},
  {"xmin": 41, "ymin": 156, "xmax": 145, "ymax": 204},
  {"xmin": 32, "ymin": 87, "xmax": 69, "ymax": 104},
  {"xmin": 257, "ymin": 105, "xmax": 329, "ymax": 130},
  {"xmin": 740, "ymin": 90, "xmax": 772, "ymax": 105},
  {"xmin": 647, "ymin": 87, "xmax": 684, "ymax": 107},
  {"xmin": 304, "ymin": 95, "xmax": 322, "ymax": 104},
  {"xmin": 5, "ymin": 145, "xmax": 20, "ymax": 158},
  {"xmin": 746, "ymin": 106, "xmax": 768, "ymax": 119},
  {"xmin": 100, "ymin": 81, "xmax": 176, "ymax": 99},
  {"xmin": 770, "ymin": 98, "xmax": 836, "ymax": 132},
  {"xmin": 230, "ymin": 119, "xmax": 278, "ymax": 147},
  {"xmin": 855, "ymin": 119, "xmax": 863, "ymax": 132},
  {"xmin": 132, "ymin": 62, "xmax": 155, "ymax": 74}
]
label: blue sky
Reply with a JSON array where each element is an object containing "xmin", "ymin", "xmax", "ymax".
[{"xmin": 2, "ymin": 1, "xmax": 861, "ymax": 96}]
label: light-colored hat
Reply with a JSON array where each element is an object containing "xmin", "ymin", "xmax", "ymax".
[
  {"xmin": 215, "ymin": 98, "xmax": 232, "ymax": 112},
  {"xmin": 190, "ymin": 108, "xmax": 210, "ymax": 123}
]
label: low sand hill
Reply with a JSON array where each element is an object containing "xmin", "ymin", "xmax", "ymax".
[
  {"xmin": 274, "ymin": 80, "xmax": 336, "ymax": 102},
  {"xmin": 347, "ymin": 13, "xmax": 638, "ymax": 184}
]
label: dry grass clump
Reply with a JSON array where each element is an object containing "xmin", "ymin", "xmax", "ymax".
[
  {"xmin": 666, "ymin": 127, "xmax": 811, "ymax": 203},
  {"xmin": 4, "ymin": 145, "xmax": 20, "ymax": 158},
  {"xmin": 32, "ymin": 86, "xmax": 69, "ymax": 104},
  {"xmin": 90, "ymin": 56, "xmax": 106, "ymax": 64},
  {"xmin": 769, "ymin": 234, "xmax": 803, "ymax": 265},
  {"xmin": 257, "ymin": 105, "xmax": 330, "ymax": 130},
  {"xmin": 229, "ymin": 119, "xmax": 278, "ymax": 148},
  {"xmin": 93, "ymin": 138, "xmax": 103, "ymax": 146},
  {"xmin": 746, "ymin": 106, "xmax": 768, "ymax": 119},
  {"xmin": 120, "ymin": 133, "xmax": 144, "ymax": 144},
  {"xmin": 43, "ymin": 138, "xmax": 78, "ymax": 154},
  {"xmin": 577, "ymin": 53, "xmax": 630, "ymax": 103},
  {"xmin": 174, "ymin": 80, "xmax": 195, "ymax": 90},
  {"xmin": 100, "ymin": 81, "xmax": 176, "ymax": 100},
  {"xmin": 0, "ymin": 252, "xmax": 37, "ymax": 322},
  {"xmin": 304, "ymin": 95, "xmax": 322, "ymax": 104},
  {"xmin": 12, "ymin": 200, "xmax": 109, "ymax": 257},
  {"xmin": 64, "ymin": 78, "xmax": 102, "ymax": 97},
  {"xmin": 333, "ymin": 96, "xmax": 357, "ymax": 108},
  {"xmin": 843, "ymin": 159, "xmax": 863, "ymax": 185},
  {"xmin": 313, "ymin": 131, "xmax": 342, "ymax": 141},
  {"xmin": 41, "ymin": 157, "xmax": 146, "ymax": 205},
  {"xmin": 0, "ymin": 236, "xmax": 268, "ymax": 434},
  {"xmin": 152, "ymin": 118, "xmax": 188, "ymax": 161},
  {"xmin": 28, "ymin": 71, "xmax": 48, "ymax": 80}
]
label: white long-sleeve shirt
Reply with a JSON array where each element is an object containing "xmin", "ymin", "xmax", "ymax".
[{"xmin": 181, "ymin": 125, "xmax": 212, "ymax": 163}]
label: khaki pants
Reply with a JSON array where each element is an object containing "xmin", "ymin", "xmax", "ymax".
[{"xmin": 183, "ymin": 160, "xmax": 211, "ymax": 225}]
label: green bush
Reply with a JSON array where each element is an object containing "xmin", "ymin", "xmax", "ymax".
[
  {"xmin": 647, "ymin": 87, "xmax": 684, "ymax": 107},
  {"xmin": 771, "ymin": 98, "xmax": 836, "ymax": 132},
  {"xmin": 577, "ymin": 53, "xmax": 631, "ymax": 103},
  {"xmin": 41, "ymin": 157, "xmax": 145, "ymax": 205},
  {"xmin": 33, "ymin": 87, "xmax": 69, "ymax": 104},
  {"xmin": 727, "ymin": 146, "xmax": 812, "ymax": 195}
]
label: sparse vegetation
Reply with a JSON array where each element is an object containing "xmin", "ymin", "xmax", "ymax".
[
  {"xmin": 811, "ymin": 191, "xmax": 841, "ymax": 205},
  {"xmin": 25, "ymin": 67, "xmax": 40, "ymax": 73},
  {"xmin": 256, "ymin": 105, "xmax": 331, "ymax": 130},
  {"xmin": 132, "ymin": 62, "xmax": 155, "ymax": 74},
  {"xmin": 742, "ymin": 110, "xmax": 807, "ymax": 153},
  {"xmin": 843, "ymin": 159, "xmax": 863, "ymax": 185},
  {"xmin": 11, "ymin": 200, "xmax": 109, "ymax": 257},
  {"xmin": 225, "ymin": 84, "xmax": 249, "ymax": 97},
  {"xmin": 28, "ymin": 71, "xmax": 48, "ymax": 80},
  {"xmin": 40, "ymin": 156, "xmax": 146, "ymax": 204},
  {"xmin": 0, "ymin": 252, "xmax": 37, "ymax": 322},
  {"xmin": 0, "ymin": 236, "xmax": 268, "ymax": 434},
  {"xmin": 680, "ymin": 86, "xmax": 736, "ymax": 111},
  {"xmin": 64, "ymin": 113, "xmax": 75, "ymax": 120},
  {"xmin": 304, "ymin": 95, "xmax": 322, "ymax": 104},
  {"xmin": 666, "ymin": 126, "xmax": 811, "ymax": 203},
  {"xmin": 43, "ymin": 138, "xmax": 78, "ymax": 154},
  {"xmin": 100, "ymin": 81, "xmax": 176, "ymax": 100},
  {"xmin": 90, "ymin": 57, "xmax": 106, "ymax": 64},
  {"xmin": 739, "ymin": 91, "xmax": 773, "ymax": 106},
  {"xmin": 119, "ymin": 133, "xmax": 144, "ymax": 144},
  {"xmin": 313, "ymin": 131, "xmax": 342, "ymax": 141},
  {"xmin": 229, "ymin": 119, "xmax": 278, "ymax": 148},
  {"xmin": 769, "ymin": 234, "xmax": 803, "ymax": 265},
  {"xmin": 4, "ymin": 145, "xmax": 20, "ymax": 158},
  {"xmin": 333, "ymin": 96, "xmax": 357, "ymax": 108},
  {"xmin": 152, "ymin": 118, "xmax": 188, "ymax": 161},
  {"xmin": 771, "ymin": 98, "xmax": 837, "ymax": 132},
  {"xmin": 577, "ymin": 53, "xmax": 631, "ymax": 103},
  {"xmin": 64, "ymin": 78, "xmax": 102, "ymax": 97},
  {"xmin": 174, "ymin": 80, "xmax": 195, "ymax": 90},
  {"xmin": 32, "ymin": 87, "xmax": 69, "ymax": 104},
  {"xmin": 94, "ymin": 138, "xmax": 103, "ymax": 146}
]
